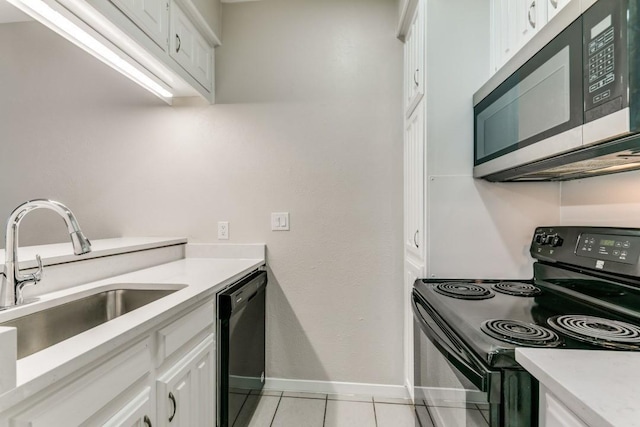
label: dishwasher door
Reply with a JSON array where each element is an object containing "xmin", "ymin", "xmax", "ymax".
[{"xmin": 217, "ymin": 270, "xmax": 267, "ymax": 427}]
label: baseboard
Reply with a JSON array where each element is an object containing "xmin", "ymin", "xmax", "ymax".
[
  {"xmin": 264, "ymin": 377, "xmax": 410, "ymax": 399},
  {"xmin": 416, "ymin": 386, "xmax": 487, "ymax": 406}
]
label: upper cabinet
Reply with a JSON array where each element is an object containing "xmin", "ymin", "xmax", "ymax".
[
  {"xmin": 109, "ymin": 0, "xmax": 170, "ymax": 50},
  {"xmin": 403, "ymin": 0, "xmax": 424, "ymax": 117},
  {"xmin": 170, "ymin": 0, "xmax": 214, "ymax": 92},
  {"xmin": 490, "ymin": 0, "xmax": 572, "ymax": 74},
  {"xmin": 11, "ymin": 0, "xmax": 221, "ymax": 104}
]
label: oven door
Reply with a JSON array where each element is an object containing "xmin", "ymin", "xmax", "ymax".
[{"xmin": 412, "ymin": 290, "xmax": 499, "ymax": 405}]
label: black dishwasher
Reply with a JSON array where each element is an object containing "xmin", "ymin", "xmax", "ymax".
[{"xmin": 217, "ymin": 270, "xmax": 267, "ymax": 427}]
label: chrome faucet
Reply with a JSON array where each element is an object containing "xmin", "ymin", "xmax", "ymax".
[{"xmin": 0, "ymin": 199, "xmax": 92, "ymax": 308}]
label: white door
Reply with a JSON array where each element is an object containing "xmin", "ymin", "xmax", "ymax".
[
  {"xmin": 170, "ymin": 0, "xmax": 213, "ymax": 91},
  {"xmin": 110, "ymin": 0, "xmax": 169, "ymax": 50},
  {"xmin": 157, "ymin": 335, "xmax": 215, "ymax": 427},
  {"xmin": 404, "ymin": 0, "xmax": 424, "ymax": 117},
  {"xmin": 404, "ymin": 101, "xmax": 425, "ymax": 263},
  {"xmin": 517, "ymin": 0, "xmax": 547, "ymax": 48}
]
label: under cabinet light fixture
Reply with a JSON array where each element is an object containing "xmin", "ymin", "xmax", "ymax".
[{"xmin": 7, "ymin": 0, "xmax": 173, "ymax": 101}]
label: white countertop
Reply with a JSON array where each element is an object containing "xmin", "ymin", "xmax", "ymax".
[
  {"xmin": 0, "ymin": 249, "xmax": 264, "ymax": 411},
  {"xmin": 0, "ymin": 237, "xmax": 188, "ymax": 269},
  {"xmin": 516, "ymin": 348, "xmax": 640, "ymax": 427}
]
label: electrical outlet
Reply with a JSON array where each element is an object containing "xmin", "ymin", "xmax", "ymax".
[
  {"xmin": 218, "ymin": 221, "xmax": 229, "ymax": 240},
  {"xmin": 271, "ymin": 212, "xmax": 290, "ymax": 231}
]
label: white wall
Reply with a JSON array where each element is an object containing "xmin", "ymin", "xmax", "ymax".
[
  {"xmin": 561, "ymin": 171, "xmax": 640, "ymax": 226},
  {"xmin": 423, "ymin": 0, "xmax": 561, "ymax": 280},
  {"xmin": 0, "ymin": 0, "xmax": 404, "ymax": 385}
]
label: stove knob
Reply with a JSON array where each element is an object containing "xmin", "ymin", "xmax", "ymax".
[
  {"xmin": 534, "ymin": 233, "xmax": 546, "ymax": 245},
  {"xmin": 551, "ymin": 235, "xmax": 564, "ymax": 247},
  {"xmin": 544, "ymin": 234, "xmax": 555, "ymax": 245}
]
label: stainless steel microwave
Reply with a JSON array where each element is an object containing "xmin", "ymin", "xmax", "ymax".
[{"xmin": 473, "ymin": 0, "xmax": 640, "ymax": 182}]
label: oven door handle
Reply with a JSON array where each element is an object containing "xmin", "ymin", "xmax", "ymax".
[{"xmin": 412, "ymin": 291, "xmax": 494, "ymax": 393}]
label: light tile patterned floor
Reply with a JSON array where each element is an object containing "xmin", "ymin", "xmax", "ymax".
[{"xmin": 230, "ymin": 391, "xmax": 490, "ymax": 427}]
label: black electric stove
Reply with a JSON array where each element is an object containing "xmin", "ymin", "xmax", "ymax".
[{"xmin": 413, "ymin": 226, "xmax": 640, "ymax": 427}]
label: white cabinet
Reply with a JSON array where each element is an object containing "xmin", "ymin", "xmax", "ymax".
[
  {"xmin": 404, "ymin": 101, "xmax": 425, "ymax": 262},
  {"xmin": 516, "ymin": 0, "xmax": 546, "ymax": 48},
  {"xmin": 547, "ymin": 0, "xmax": 570, "ymax": 22},
  {"xmin": 1, "ymin": 298, "xmax": 218, "ymax": 427},
  {"xmin": 170, "ymin": 0, "xmax": 213, "ymax": 92},
  {"xmin": 9, "ymin": 340, "xmax": 152, "ymax": 427},
  {"xmin": 539, "ymin": 385, "xmax": 589, "ymax": 427},
  {"xmin": 491, "ymin": 0, "xmax": 574, "ymax": 74},
  {"xmin": 403, "ymin": 0, "xmax": 424, "ymax": 117},
  {"xmin": 156, "ymin": 334, "xmax": 215, "ymax": 427},
  {"xmin": 103, "ymin": 388, "xmax": 154, "ymax": 427},
  {"xmin": 491, "ymin": 0, "xmax": 517, "ymax": 72},
  {"xmin": 109, "ymin": 0, "xmax": 169, "ymax": 50}
]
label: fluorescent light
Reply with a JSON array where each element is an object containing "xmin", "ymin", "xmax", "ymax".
[{"xmin": 8, "ymin": 0, "xmax": 173, "ymax": 100}]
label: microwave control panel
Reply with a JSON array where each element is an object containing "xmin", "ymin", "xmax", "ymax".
[{"xmin": 583, "ymin": 0, "xmax": 627, "ymax": 123}]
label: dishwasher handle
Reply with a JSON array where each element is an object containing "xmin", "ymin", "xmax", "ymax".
[{"xmin": 218, "ymin": 270, "xmax": 267, "ymax": 320}]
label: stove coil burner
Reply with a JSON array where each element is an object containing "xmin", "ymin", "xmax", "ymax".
[
  {"xmin": 481, "ymin": 319, "xmax": 562, "ymax": 347},
  {"xmin": 433, "ymin": 282, "xmax": 494, "ymax": 300},
  {"xmin": 548, "ymin": 315, "xmax": 640, "ymax": 350},
  {"xmin": 492, "ymin": 282, "xmax": 541, "ymax": 297}
]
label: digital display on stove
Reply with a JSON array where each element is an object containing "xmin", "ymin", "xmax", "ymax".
[{"xmin": 577, "ymin": 233, "xmax": 640, "ymax": 265}]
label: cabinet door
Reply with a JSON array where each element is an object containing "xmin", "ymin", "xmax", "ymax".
[
  {"xmin": 491, "ymin": 0, "xmax": 517, "ymax": 71},
  {"xmin": 547, "ymin": 0, "xmax": 570, "ymax": 22},
  {"xmin": 103, "ymin": 388, "xmax": 153, "ymax": 427},
  {"xmin": 157, "ymin": 334, "xmax": 215, "ymax": 427},
  {"xmin": 517, "ymin": 0, "xmax": 547, "ymax": 48},
  {"xmin": 539, "ymin": 386, "xmax": 588, "ymax": 427},
  {"xmin": 404, "ymin": 0, "xmax": 424, "ymax": 117},
  {"xmin": 110, "ymin": 0, "xmax": 169, "ymax": 50},
  {"xmin": 11, "ymin": 340, "xmax": 151, "ymax": 427},
  {"xmin": 170, "ymin": 0, "xmax": 213, "ymax": 91},
  {"xmin": 404, "ymin": 101, "xmax": 425, "ymax": 262}
]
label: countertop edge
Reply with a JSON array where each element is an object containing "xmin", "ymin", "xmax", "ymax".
[
  {"xmin": 516, "ymin": 349, "xmax": 618, "ymax": 427},
  {"xmin": 0, "ymin": 257, "xmax": 265, "ymax": 412},
  {"xmin": 0, "ymin": 237, "xmax": 189, "ymax": 270}
]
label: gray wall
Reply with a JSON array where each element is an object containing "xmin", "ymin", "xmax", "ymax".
[{"xmin": 0, "ymin": 0, "xmax": 404, "ymax": 385}]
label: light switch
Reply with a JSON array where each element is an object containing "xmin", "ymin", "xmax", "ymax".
[{"xmin": 271, "ymin": 212, "xmax": 290, "ymax": 231}]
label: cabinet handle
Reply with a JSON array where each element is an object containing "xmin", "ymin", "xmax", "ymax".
[
  {"xmin": 528, "ymin": 1, "xmax": 536, "ymax": 29},
  {"xmin": 550, "ymin": 0, "xmax": 558, "ymax": 8},
  {"xmin": 144, "ymin": 415, "xmax": 152, "ymax": 427},
  {"xmin": 414, "ymin": 230, "xmax": 419, "ymax": 248},
  {"xmin": 175, "ymin": 34, "xmax": 181, "ymax": 53},
  {"xmin": 168, "ymin": 392, "xmax": 177, "ymax": 422},
  {"xmin": 414, "ymin": 69, "xmax": 419, "ymax": 87}
]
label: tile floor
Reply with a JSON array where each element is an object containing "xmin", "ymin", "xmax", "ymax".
[{"xmin": 229, "ymin": 390, "xmax": 490, "ymax": 427}]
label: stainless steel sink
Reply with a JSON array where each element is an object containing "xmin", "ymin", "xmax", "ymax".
[{"xmin": 0, "ymin": 287, "xmax": 179, "ymax": 359}]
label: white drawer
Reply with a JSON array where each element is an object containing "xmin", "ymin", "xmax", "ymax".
[{"xmin": 156, "ymin": 301, "xmax": 214, "ymax": 365}]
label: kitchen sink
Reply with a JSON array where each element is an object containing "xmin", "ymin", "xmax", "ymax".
[{"xmin": 0, "ymin": 287, "xmax": 181, "ymax": 359}]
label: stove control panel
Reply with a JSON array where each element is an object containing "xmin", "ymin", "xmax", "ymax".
[
  {"xmin": 531, "ymin": 227, "xmax": 640, "ymax": 277},
  {"xmin": 576, "ymin": 233, "xmax": 640, "ymax": 265}
]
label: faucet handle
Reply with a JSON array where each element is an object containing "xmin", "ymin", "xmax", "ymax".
[
  {"xmin": 15, "ymin": 254, "xmax": 43, "ymax": 305},
  {"xmin": 31, "ymin": 254, "xmax": 43, "ymax": 283}
]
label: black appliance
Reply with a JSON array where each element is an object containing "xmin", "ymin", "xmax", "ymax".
[
  {"xmin": 413, "ymin": 226, "xmax": 640, "ymax": 426},
  {"xmin": 473, "ymin": 0, "xmax": 640, "ymax": 181},
  {"xmin": 217, "ymin": 270, "xmax": 267, "ymax": 427}
]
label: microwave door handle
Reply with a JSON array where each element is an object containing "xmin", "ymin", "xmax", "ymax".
[{"xmin": 412, "ymin": 296, "xmax": 488, "ymax": 390}]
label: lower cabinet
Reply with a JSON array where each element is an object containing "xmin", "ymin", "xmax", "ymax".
[
  {"xmin": 1, "ymin": 298, "xmax": 216, "ymax": 427},
  {"xmin": 103, "ymin": 388, "xmax": 153, "ymax": 427},
  {"xmin": 539, "ymin": 385, "xmax": 589, "ymax": 427},
  {"xmin": 156, "ymin": 335, "xmax": 215, "ymax": 427}
]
